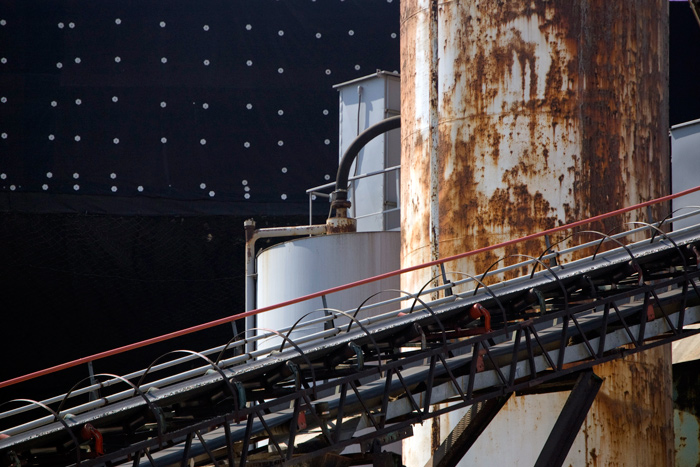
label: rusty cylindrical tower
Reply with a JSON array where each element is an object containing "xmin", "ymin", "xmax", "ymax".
[{"xmin": 400, "ymin": 0, "xmax": 672, "ymax": 465}]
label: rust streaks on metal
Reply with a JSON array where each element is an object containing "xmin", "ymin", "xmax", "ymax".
[{"xmin": 583, "ymin": 346, "xmax": 675, "ymax": 465}]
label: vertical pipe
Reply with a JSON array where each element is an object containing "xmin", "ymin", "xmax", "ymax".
[
  {"xmin": 244, "ymin": 219, "xmax": 257, "ymax": 353},
  {"xmin": 429, "ymin": 0, "xmax": 440, "ymax": 299}
]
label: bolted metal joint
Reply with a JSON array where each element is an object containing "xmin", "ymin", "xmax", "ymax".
[
  {"xmin": 327, "ymin": 191, "xmax": 356, "ymax": 234},
  {"xmin": 330, "ymin": 189, "xmax": 349, "ymax": 206},
  {"xmin": 326, "ymin": 210, "xmax": 356, "ymax": 234}
]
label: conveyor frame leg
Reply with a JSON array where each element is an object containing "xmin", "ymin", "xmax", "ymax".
[{"xmin": 534, "ymin": 370, "xmax": 604, "ymax": 467}]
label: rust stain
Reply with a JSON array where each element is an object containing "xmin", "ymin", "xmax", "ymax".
[
  {"xmin": 430, "ymin": 417, "xmax": 440, "ymax": 452},
  {"xmin": 401, "ymin": 2, "xmax": 671, "ymax": 465},
  {"xmin": 583, "ymin": 346, "xmax": 675, "ymax": 465}
]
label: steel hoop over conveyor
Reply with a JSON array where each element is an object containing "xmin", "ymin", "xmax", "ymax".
[{"xmin": 3, "ymin": 202, "xmax": 700, "ymax": 466}]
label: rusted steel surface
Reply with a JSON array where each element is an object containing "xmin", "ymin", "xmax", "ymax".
[
  {"xmin": 401, "ymin": 0, "xmax": 670, "ymax": 288},
  {"xmin": 577, "ymin": 346, "xmax": 674, "ymax": 466},
  {"xmin": 673, "ymin": 359, "xmax": 700, "ymax": 466},
  {"xmin": 400, "ymin": 0, "xmax": 671, "ymax": 464},
  {"xmin": 401, "ymin": 0, "xmax": 433, "ymax": 295}
]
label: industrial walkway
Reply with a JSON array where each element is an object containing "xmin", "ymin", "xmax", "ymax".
[{"xmin": 2, "ymin": 196, "xmax": 700, "ymax": 466}]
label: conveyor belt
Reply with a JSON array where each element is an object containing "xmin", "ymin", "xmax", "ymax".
[{"xmin": 2, "ymin": 221, "xmax": 700, "ymax": 466}]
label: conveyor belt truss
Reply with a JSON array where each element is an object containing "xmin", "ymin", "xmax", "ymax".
[{"xmin": 2, "ymin": 209, "xmax": 700, "ymax": 466}]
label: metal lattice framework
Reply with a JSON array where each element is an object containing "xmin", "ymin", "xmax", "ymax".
[{"xmin": 2, "ymin": 209, "xmax": 700, "ymax": 466}]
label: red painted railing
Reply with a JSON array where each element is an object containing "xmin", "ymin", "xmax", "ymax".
[{"xmin": 2, "ymin": 184, "xmax": 700, "ymax": 390}]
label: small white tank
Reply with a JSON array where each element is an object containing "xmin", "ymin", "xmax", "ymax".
[{"xmin": 256, "ymin": 231, "xmax": 400, "ymax": 351}]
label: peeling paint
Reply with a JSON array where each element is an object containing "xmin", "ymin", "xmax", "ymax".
[
  {"xmin": 401, "ymin": 0, "xmax": 670, "ymax": 289},
  {"xmin": 400, "ymin": 0, "xmax": 672, "ymax": 464}
]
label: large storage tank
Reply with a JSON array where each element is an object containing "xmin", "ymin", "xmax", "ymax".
[
  {"xmin": 400, "ymin": 0, "xmax": 672, "ymax": 465},
  {"xmin": 256, "ymin": 232, "xmax": 400, "ymax": 349}
]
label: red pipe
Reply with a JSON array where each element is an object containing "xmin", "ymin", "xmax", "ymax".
[
  {"xmin": 469, "ymin": 303, "xmax": 492, "ymax": 332},
  {"xmin": 1, "ymin": 184, "xmax": 699, "ymax": 390}
]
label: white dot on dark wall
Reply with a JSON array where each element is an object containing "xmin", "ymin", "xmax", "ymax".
[
  {"xmin": 202, "ymin": 103, "xmax": 209, "ymax": 109},
  {"xmin": 56, "ymin": 62, "xmax": 63, "ymax": 69},
  {"xmin": 159, "ymin": 21, "xmax": 166, "ymax": 27},
  {"xmin": 316, "ymin": 33, "xmax": 322, "ymax": 39},
  {"xmin": 311, "ymin": 194, "xmax": 317, "ymax": 201},
  {"xmin": 324, "ymin": 174, "xmax": 331, "ymax": 180},
  {"xmin": 1, "ymin": 97, "xmax": 6, "ymax": 103},
  {"xmin": 75, "ymin": 99, "xmax": 82, "ymax": 105},
  {"xmin": 203, "ymin": 59, "xmax": 210, "ymax": 66},
  {"xmin": 160, "ymin": 101, "xmax": 167, "ymax": 108},
  {"xmin": 58, "ymin": 22, "xmax": 64, "ymax": 29},
  {"xmin": 245, "ymin": 24, "xmax": 252, "ymax": 30},
  {"xmin": 209, "ymin": 191, "xmax": 215, "ymax": 197},
  {"xmin": 112, "ymin": 96, "xmax": 118, "ymax": 102},
  {"xmin": 323, "ymin": 109, "xmax": 329, "ymax": 115},
  {"xmin": 68, "ymin": 22, "xmax": 75, "ymax": 29},
  {"xmin": 278, "ymin": 110, "xmax": 284, "ymax": 116},
  {"xmin": 115, "ymin": 18, "xmax": 121, "ymax": 24},
  {"xmin": 281, "ymin": 194, "xmax": 287, "ymax": 200},
  {"xmin": 48, "ymin": 134, "xmax": 55, "ymax": 141},
  {"xmin": 354, "ymin": 64, "xmax": 360, "ymax": 70},
  {"xmin": 278, "ymin": 67, "xmax": 284, "ymax": 74},
  {"xmin": 42, "ymin": 184, "xmax": 49, "ymax": 190},
  {"xmin": 200, "ymin": 139, "xmax": 207, "ymax": 145},
  {"xmin": 200, "ymin": 183, "xmax": 206, "ymax": 189},
  {"xmin": 0, "ymin": 174, "xmax": 5, "ymax": 180},
  {"xmin": 74, "ymin": 57, "xmax": 81, "ymax": 64},
  {"xmin": 1, "ymin": 133, "xmax": 7, "ymax": 139},
  {"xmin": 51, "ymin": 101, "xmax": 57, "ymax": 107},
  {"xmin": 46, "ymin": 172, "xmax": 53, "ymax": 178},
  {"xmin": 73, "ymin": 184, "xmax": 80, "ymax": 191},
  {"xmin": 391, "ymin": 32, "xmax": 397, "ymax": 39},
  {"xmin": 244, "ymin": 142, "xmax": 250, "ymax": 148},
  {"xmin": 244, "ymin": 186, "xmax": 250, "ymax": 192},
  {"xmin": 9, "ymin": 185, "xmax": 16, "ymax": 191},
  {"xmin": 242, "ymin": 180, "xmax": 248, "ymax": 186},
  {"xmin": 244, "ymin": 193, "xmax": 250, "ymax": 199},
  {"xmin": 278, "ymin": 30, "xmax": 284, "ymax": 36},
  {"xmin": 137, "ymin": 186, "xmax": 144, "ymax": 192},
  {"xmin": 278, "ymin": 140, "xmax": 284, "ymax": 146},
  {"xmin": 203, "ymin": 25, "xmax": 209, "ymax": 31},
  {"xmin": 110, "ymin": 173, "xmax": 117, "ymax": 179},
  {"xmin": 324, "ymin": 139, "xmax": 330, "ymax": 145},
  {"xmin": 246, "ymin": 103, "xmax": 252, "ymax": 110},
  {"xmin": 161, "ymin": 137, "xmax": 167, "ymax": 143},
  {"xmin": 161, "ymin": 57, "xmax": 167, "ymax": 64},
  {"xmin": 74, "ymin": 135, "xmax": 81, "ymax": 141},
  {"xmin": 325, "ymin": 69, "xmax": 331, "ymax": 75},
  {"xmin": 113, "ymin": 138, "xmax": 119, "ymax": 144},
  {"xmin": 111, "ymin": 186, "xmax": 118, "ymax": 192},
  {"xmin": 114, "ymin": 56, "xmax": 121, "ymax": 63},
  {"xmin": 348, "ymin": 30, "xmax": 354, "ymax": 36},
  {"xmin": 246, "ymin": 60, "xmax": 253, "ymax": 66},
  {"xmin": 0, "ymin": 20, "xmax": 6, "ymax": 26},
  {"xmin": 73, "ymin": 173, "xmax": 79, "ymax": 179},
  {"xmin": 281, "ymin": 167, "xmax": 287, "ymax": 173}
]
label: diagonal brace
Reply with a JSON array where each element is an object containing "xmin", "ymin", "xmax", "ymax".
[
  {"xmin": 423, "ymin": 394, "xmax": 511, "ymax": 467},
  {"xmin": 534, "ymin": 370, "xmax": 604, "ymax": 467}
]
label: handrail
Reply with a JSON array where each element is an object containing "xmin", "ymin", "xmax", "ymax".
[
  {"xmin": 306, "ymin": 164, "xmax": 401, "ymax": 224},
  {"xmin": 1, "ymin": 197, "xmax": 700, "ymax": 441},
  {"xmin": 1, "ymin": 185, "xmax": 700, "ymax": 393}
]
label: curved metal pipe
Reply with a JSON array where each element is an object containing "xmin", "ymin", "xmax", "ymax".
[{"xmin": 331, "ymin": 115, "xmax": 401, "ymax": 207}]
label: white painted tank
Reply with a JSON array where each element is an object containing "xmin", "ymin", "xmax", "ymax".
[{"xmin": 255, "ymin": 232, "xmax": 400, "ymax": 351}]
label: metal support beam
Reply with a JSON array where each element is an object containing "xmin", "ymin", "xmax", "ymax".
[
  {"xmin": 424, "ymin": 395, "xmax": 511, "ymax": 467},
  {"xmin": 534, "ymin": 370, "xmax": 604, "ymax": 467}
]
